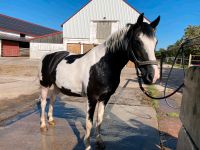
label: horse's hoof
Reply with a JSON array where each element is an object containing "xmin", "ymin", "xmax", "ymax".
[
  {"xmin": 95, "ymin": 141, "xmax": 106, "ymax": 150},
  {"xmin": 40, "ymin": 126, "xmax": 48, "ymax": 132},
  {"xmin": 85, "ymin": 145, "xmax": 91, "ymax": 150},
  {"xmin": 48, "ymin": 120, "xmax": 55, "ymax": 127}
]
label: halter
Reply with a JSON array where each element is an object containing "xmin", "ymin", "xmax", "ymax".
[{"xmin": 130, "ymin": 51, "xmax": 158, "ymax": 67}]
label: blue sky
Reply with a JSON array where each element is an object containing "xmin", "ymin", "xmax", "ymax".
[{"xmin": 0, "ymin": 0, "xmax": 200, "ymax": 49}]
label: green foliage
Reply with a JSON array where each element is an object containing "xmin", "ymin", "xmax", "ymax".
[
  {"xmin": 184, "ymin": 25, "xmax": 200, "ymax": 39},
  {"xmin": 147, "ymin": 85, "xmax": 159, "ymax": 110},
  {"xmin": 155, "ymin": 48, "xmax": 166, "ymax": 58},
  {"xmin": 166, "ymin": 112, "xmax": 179, "ymax": 118}
]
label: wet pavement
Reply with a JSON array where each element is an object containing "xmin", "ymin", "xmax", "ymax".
[{"xmin": 0, "ymin": 86, "xmax": 160, "ymax": 150}]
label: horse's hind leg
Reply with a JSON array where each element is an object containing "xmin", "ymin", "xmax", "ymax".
[
  {"xmin": 40, "ymin": 86, "xmax": 48, "ymax": 132},
  {"xmin": 48, "ymin": 86, "xmax": 59, "ymax": 126}
]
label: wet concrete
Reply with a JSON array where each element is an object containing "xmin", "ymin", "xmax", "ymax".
[
  {"xmin": 0, "ymin": 65, "xmax": 160, "ymax": 150},
  {"xmin": 0, "ymin": 111, "xmax": 77, "ymax": 150},
  {"xmin": 0, "ymin": 86, "xmax": 160, "ymax": 150}
]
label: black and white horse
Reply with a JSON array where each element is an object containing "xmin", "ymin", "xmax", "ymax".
[{"xmin": 39, "ymin": 13, "xmax": 160, "ymax": 150}]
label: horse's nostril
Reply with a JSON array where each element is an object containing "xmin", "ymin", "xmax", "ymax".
[{"xmin": 146, "ymin": 74, "xmax": 153, "ymax": 83}]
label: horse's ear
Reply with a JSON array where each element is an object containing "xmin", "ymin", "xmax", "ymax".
[
  {"xmin": 150, "ymin": 16, "xmax": 160, "ymax": 28},
  {"xmin": 137, "ymin": 13, "xmax": 144, "ymax": 25}
]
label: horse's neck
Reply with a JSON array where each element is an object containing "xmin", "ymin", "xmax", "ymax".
[{"xmin": 104, "ymin": 48, "xmax": 129, "ymax": 72}]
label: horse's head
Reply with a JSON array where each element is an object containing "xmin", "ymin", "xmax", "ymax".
[{"xmin": 128, "ymin": 13, "xmax": 160, "ymax": 84}]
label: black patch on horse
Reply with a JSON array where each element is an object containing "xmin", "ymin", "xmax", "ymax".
[
  {"xmin": 140, "ymin": 22, "xmax": 155, "ymax": 38},
  {"xmin": 87, "ymin": 50, "xmax": 129, "ymax": 121},
  {"xmin": 60, "ymin": 87, "xmax": 82, "ymax": 97},
  {"xmin": 65, "ymin": 53, "xmax": 87, "ymax": 64},
  {"xmin": 40, "ymin": 51, "xmax": 69, "ymax": 87},
  {"xmin": 65, "ymin": 54, "xmax": 84, "ymax": 64}
]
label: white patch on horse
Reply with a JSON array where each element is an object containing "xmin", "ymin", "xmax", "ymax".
[
  {"xmin": 139, "ymin": 33, "xmax": 157, "ymax": 60},
  {"xmin": 139, "ymin": 33, "xmax": 160, "ymax": 82},
  {"xmin": 55, "ymin": 44, "xmax": 106, "ymax": 95}
]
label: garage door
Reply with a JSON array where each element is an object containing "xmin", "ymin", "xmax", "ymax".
[{"xmin": 2, "ymin": 40, "xmax": 19, "ymax": 57}]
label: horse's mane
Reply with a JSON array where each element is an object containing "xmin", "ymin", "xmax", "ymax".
[{"xmin": 104, "ymin": 25, "xmax": 131, "ymax": 52}]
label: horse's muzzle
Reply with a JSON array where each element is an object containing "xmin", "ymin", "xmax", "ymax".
[{"xmin": 142, "ymin": 65, "xmax": 159, "ymax": 84}]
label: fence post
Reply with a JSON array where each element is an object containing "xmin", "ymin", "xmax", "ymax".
[
  {"xmin": 188, "ymin": 54, "xmax": 192, "ymax": 67},
  {"xmin": 159, "ymin": 52, "xmax": 163, "ymax": 82}
]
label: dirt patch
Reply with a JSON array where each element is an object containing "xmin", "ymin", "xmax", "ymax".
[
  {"xmin": 0, "ymin": 92, "xmax": 39, "ymax": 123},
  {"xmin": 0, "ymin": 65, "xmax": 38, "ymax": 76},
  {"xmin": 0, "ymin": 58, "xmax": 40, "ymax": 123}
]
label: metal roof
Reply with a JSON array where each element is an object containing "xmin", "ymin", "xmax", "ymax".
[{"xmin": 0, "ymin": 14, "xmax": 59, "ymax": 36}]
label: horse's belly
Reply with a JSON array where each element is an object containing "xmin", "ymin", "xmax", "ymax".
[
  {"xmin": 55, "ymin": 61, "xmax": 87, "ymax": 95},
  {"xmin": 56, "ymin": 75, "xmax": 83, "ymax": 94}
]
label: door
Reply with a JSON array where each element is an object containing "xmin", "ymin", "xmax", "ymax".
[{"xmin": 2, "ymin": 40, "xmax": 19, "ymax": 57}]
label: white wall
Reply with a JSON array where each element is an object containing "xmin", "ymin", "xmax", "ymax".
[
  {"xmin": 63, "ymin": 0, "xmax": 149, "ymax": 39},
  {"xmin": 30, "ymin": 43, "xmax": 64, "ymax": 59},
  {"xmin": 0, "ymin": 31, "xmax": 33, "ymax": 39}
]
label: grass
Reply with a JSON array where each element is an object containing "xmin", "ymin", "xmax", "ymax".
[
  {"xmin": 147, "ymin": 85, "xmax": 160, "ymax": 110},
  {"xmin": 166, "ymin": 112, "xmax": 179, "ymax": 118}
]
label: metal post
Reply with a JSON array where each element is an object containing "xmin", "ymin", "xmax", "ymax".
[{"xmin": 160, "ymin": 52, "xmax": 163, "ymax": 83}]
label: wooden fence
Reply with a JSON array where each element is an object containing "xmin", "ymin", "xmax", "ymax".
[
  {"xmin": 188, "ymin": 54, "xmax": 200, "ymax": 67},
  {"xmin": 163, "ymin": 55, "xmax": 200, "ymax": 67}
]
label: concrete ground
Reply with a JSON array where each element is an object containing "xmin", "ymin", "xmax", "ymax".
[
  {"xmin": 0, "ymin": 58, "xmax": 160, "ymax": 150},
  {"xmin": 154, "ymin": 64, "xmax": 184, "ymax": 150}
]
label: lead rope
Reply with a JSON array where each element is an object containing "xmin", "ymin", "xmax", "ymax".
[
  {"xmin": 136, "ymin": 41, "xmax": 187, "ymax": 108},
  {"xmin": 136, "ymin": 65, "xmax": 184, "ymax": 100}
]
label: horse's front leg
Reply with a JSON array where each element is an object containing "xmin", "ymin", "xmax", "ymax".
[
  {"xmin": 40, "ymin": 86, "xmax": 48, "ymax": 132},
  {"xmin": 84, "ymin": 99, "xmax": 97, "ymax": 150},
  {"xmin": 95, "ymin": 101, "xmax": 106, "ymax": 149}
]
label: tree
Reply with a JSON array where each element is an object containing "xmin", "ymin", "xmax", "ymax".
[
  {"xmin": 183, "ymin": 25, "xmax": 200, "ymax": 56},
  {"xmin": 155, "ymin": 48, "xmax": 166, "ymax": 58},
  {"xmin": 184, "ymin": 25, "xmax": 200, "ymax": 39}
]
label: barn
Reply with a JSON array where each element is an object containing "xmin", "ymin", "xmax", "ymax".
[
  {"xmin": 30, "ymin": 32, "xmax": 63, "ymax": 59},
  {"xmin": 62, "ymin": 0, "xmax": 150, "ymax": 67},
  {"xmin": 29, "ymin": 0, "xmax": 150, "ymax": 66},
  {"xmin": 0, "ymin": 14, "xmax": 59, "ymax": 57}
]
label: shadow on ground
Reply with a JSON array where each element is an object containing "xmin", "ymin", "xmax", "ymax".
[
  {"xmin": 161, "ymin": 67, "xmax": 185, "ymax": 91},
  {"xmin": 52, "ymin": 100, "xmax": 177, "ymax": 150}
]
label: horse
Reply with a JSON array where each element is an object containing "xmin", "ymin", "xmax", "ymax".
[{"xmin": 38, "ymin": 13, "xmax": 160, "ymax": 150}]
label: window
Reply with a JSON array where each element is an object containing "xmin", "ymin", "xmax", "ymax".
[
  {"xmin": 96, "ymin": 21, "xmax": 112, "ymax": 40},
  {"xmin": 90, "ymin": 20, "xmax": 118, "ymax": 42},
  {"xmin": 20, "ymin": 33, "xmax": 26, "ymax": 38}
]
